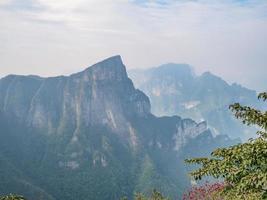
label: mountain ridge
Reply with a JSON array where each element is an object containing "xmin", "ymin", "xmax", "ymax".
[
  {"xmin": 0, "ymin": 56, "xmax": 237, "ymax": 200},
  {"xmin": 129, "ymin": 63, "xmax": 263, "ymax": 140}
]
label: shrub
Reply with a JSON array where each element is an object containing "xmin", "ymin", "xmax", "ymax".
[
  {"xmin": 182, "ymin": 182, "xmax": 225, "ymax": 200},
  {"xmin": 0, "ymin": 194, "xmax": 26, "ymax": 200}
]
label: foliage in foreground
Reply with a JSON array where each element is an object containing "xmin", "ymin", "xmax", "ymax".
[
  {"xmin": 182, "ymin": 182, "xmax": 262, "ymax": 200},
  {"xmin": 0, "ymin": 194, "xmax": 26, "ymax": 200},
  {"xmin": 182, "ymin": 182, "xmax": 225, "ymax": 200},
  {"xmin": 185, "ymin": 92, "xmax": 267, "ymax": 199}
]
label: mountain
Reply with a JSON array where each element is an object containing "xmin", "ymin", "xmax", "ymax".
[
  {"xmin": 129, "ymin": 63, "xmax": 265, "ymax": 140},
  {"xmin": 0, "ymin": 56, "xmax": 237, "ymax": 200}
]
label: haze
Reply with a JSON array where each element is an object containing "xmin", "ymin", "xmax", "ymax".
[{"xmin": 0, "ymin": 0, "xmax": 266, "ymax": 91}]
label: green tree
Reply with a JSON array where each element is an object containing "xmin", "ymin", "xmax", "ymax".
[
  {"xmin": 185, "ymin": 92, "xmax": 267, "ymax": 199},
  {"xmin": 121, "ymin": 189, "xmax": 168, "ymax": 200},
  {"xmin": 0, "ymin": 194, "xmax": 26, "ymax": 200},
  {"xmin": 146, "ymin": 189, "xmax": 168, "ymax": 200}
]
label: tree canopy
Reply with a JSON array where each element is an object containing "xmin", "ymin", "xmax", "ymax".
[
  {"xmin": 0, "ymin": 194, "xmax": 26, "ymax": 200},
  {"xmin": 121, "ymin": 189, "xmax": 169, "ymax": 200},
  {"xmin": 185, "ymin": 92, "xmax": 267, "ymax": 199}
]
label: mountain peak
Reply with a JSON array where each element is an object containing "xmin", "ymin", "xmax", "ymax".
[
  {"xmin": 200, "ymin": 71, "xmax": 229, "ymax": 87},
  {"xmin": 150, "ymin": 63, "xmax": 195, "ymax": 78},
  {"xmin": 88, "ymin": 55, "xmax": 123, "ymax": 70},
  {"xmin": 102, "ymin": 55, "xmax": 122, "ymax": 62},
  {"xmin": 73, "ymin": 55, "xmax": 127, "ymax": 81}
]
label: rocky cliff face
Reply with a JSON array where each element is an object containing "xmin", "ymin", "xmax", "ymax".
[
  {"xmin": 0, "ymin": 56, "xmax": 236, "ymax": 200},
  {"xmin": 1, "ymin": 56, "xmax": 149, "ymax": 131}
]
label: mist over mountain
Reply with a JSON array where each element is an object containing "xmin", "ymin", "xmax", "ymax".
[
  {"xmin": 129, "ymin": 64, "xmax": 266, "ymax": 141},
  {"xmin": 0, "ymin": 56, "xmax": 238, "ymax": 200}
]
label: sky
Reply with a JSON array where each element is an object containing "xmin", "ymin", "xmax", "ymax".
[{"xmin": 0, "ymin": 0, "xmax": 266, "ymax": 91}]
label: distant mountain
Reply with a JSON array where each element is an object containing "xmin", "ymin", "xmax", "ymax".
[
  {"xmin": 0, "ymin": 56, "xmax": 237, "ymax": 200},
  {"xmin": 129, "ymin": 63, "xmax": 265, "ymax": 140}
]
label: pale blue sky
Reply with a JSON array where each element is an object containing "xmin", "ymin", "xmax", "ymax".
[{"xmin": 0, "ymin": 0, "xmax": 266, "ymax": 91}]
